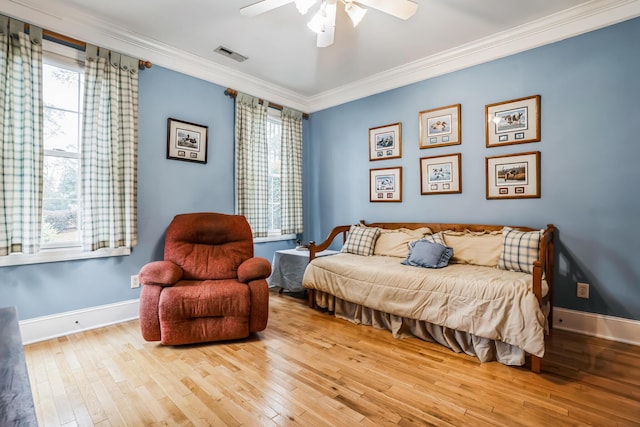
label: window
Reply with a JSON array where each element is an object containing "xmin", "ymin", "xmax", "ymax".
[
  {"xmin": 266, "ymin": 110, "xmax": 283, "ymax": 236},
  {"xmin": 42, "ymin": 52, "xmax": 83, "ymax": 248},
  {"xmin": 0, "ymin": 39, "xmax": 136, "ymax": 266},
  {"xmin": 234, "ymin": 93, "xmax": 303, "ymax": 242}
]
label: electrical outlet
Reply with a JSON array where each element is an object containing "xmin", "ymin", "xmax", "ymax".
[
  {"xmin": 130, "ymin": 274, "xmax": 140, "ymax": 289},
  {"xmin": 577, "ymin": 282, "xmax": 589, "ymax": 299}
]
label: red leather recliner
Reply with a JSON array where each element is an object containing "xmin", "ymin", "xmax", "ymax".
[{"xmin": 138, "ymin": 213, "xmax": 271, "ymax": 345}]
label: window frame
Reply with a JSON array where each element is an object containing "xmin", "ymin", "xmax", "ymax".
[
  {"xmin": 254, "ymin": 108, "xmax": 295, "ymax": 243},
  {"xmin": 0, "ymin": 40, "xmax": 130, "ymax": 267}
]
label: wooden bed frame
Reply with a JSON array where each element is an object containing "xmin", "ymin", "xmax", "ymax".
[{"xmin": 305, "ymin": 221, "xmax": 555, "ymax": 373}]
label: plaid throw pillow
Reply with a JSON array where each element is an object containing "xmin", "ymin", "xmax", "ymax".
[
  {"xmin": 341, "ymin": 225, "xmax": 381, "ymax": 256},
  {"xmin": 407, "ymin": 232, "xmax": 445, "ymax": 253},
  {"xmin": 498, "ymin": 227, "xmax": 544, "ymax": 273},
  {"xmin": 422, "ymin": 232, "xmax": 445, "ymax": 246}
]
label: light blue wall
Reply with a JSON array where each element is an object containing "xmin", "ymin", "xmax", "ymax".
[
  {"xmin": 304, "ymin": 18, "xmax": 640, "ymax": 321},
  {"xmin": 1, "ymin": 66, "xmax": 297, "ymax": 320},
  {"xmin": 2, "ymin": 18, "xmax": 637, "ymax": 323}
]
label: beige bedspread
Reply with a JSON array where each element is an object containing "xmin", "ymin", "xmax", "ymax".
[{"xmin": 302, "ymin": 253, "xmax": 547, "ymax": 357}]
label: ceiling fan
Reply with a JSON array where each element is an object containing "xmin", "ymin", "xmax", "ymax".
[{"xmin": 240, "ymin": 0, "xmax": 418, "ymax": 48}]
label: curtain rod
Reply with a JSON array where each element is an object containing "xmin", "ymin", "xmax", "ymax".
[
  {"xmin": 224, "ymin": 88, "xmax": 309, "ymax": 119},
  {"xmin": 26, "ymin": 25, "xmax": 152, "ymax": 70}
]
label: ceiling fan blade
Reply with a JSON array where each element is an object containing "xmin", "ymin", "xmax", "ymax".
[
  {"xmin": 240, "ymin": 0, "xmax": 295, "ymax": 17},
  {"xmin": 317, "ymin": 0, "xmax": 337, "ymax": 47},
  {"xmin": 356, "ymin": 0, "xmax": 418, "ymax": 20}
]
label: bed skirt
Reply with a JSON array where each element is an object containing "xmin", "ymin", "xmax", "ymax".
[{"xmin": 314, "ymin": 290, "xmax": 531, "ymax": 366}]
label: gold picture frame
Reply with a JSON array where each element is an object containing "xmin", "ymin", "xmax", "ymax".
[
  {"xmin": 486, "ymin": 151, "xmax": 540, "ymax": 199},
  {"xmin": 419, "ymin": 104, "xmax": 461, "ymax": 149},
  {"xmin": 485, "ymin": 95, "xmax": 540, "ymax": 147},
  {"xmin": 370, "ymin": 167, "xmax": 402, "ymax": 202},
  {"xmin": 420, "ymin": 153, "xmax": 462, "ymax": 195},
  {"xmin": 369, "ymin": 122, "xmax": 402, "ymax": 161}
]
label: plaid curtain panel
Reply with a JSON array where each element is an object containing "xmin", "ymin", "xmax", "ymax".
[
  {"xmin": 0, "ymin": 17, "xmax": 43, "ymax": 256},
  {"xmin": 80, "ymin": 45, "xmax": 138, "ymax": 251},
  {"xmin": 280, "ymin": 107, "xmax": 303, "ymax": 235},
  {"xmin": 234, "ymin": 93, "xmax": 269, "ymax": 238}
]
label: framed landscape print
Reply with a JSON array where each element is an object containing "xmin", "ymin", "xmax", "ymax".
[
  {"xmin": 369, "ymin": 122, "xmax": 402, "ymax": 161},
  {"xmin": 485, "ymin": 95, "xmax": 540, "ymax": 147},
  {"xmin": 167, "ymin": 118, "xmax": 208, "ymax": 164},
  {"xmin": 486, "ymin": 151, "xmax": 540, "ymax": 199},
  {"xmin": 419, "ymin": 104, "xmax": 461, "ymax": 149},
  {"xmin": 370, "ymin": 167, "xmax": 402, "ymax": 202},
  {"xmin": 420, "ymin": 153, "xmax": 462, "ymax": 195}
]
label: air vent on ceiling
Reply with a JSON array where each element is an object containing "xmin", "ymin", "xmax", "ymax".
[{"xmin": 214, "ymin": 46, "xmax": 248, "ymax": 62}]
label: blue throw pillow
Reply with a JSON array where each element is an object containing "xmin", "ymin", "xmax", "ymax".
[{"xmin": 402, "ymin": 240, "xmax": 453, "ymax": 269}]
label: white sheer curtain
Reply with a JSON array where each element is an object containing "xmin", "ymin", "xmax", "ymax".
[
  {"xmin": 281, "ymin": 107, "xmax": 303, "ymax": 235},
  {"xmin": 0, "ymin": 17, "xmax": 43, "ymax": 256},
  {"xmin": 234, "ymin": 92, "xmax": 269, "ymax": 238},
  {"xmin": 80, "ymin": 45, "xmax": 138, "ymax": 251}
]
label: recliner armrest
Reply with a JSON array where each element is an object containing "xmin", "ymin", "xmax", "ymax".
[
  {"xmin": 238, "ymin": 257, "xmax": 272, "ymax": 283},
  {"xmin": 139, "ymin": 260, "xmax": 183, "ymax": 287}
]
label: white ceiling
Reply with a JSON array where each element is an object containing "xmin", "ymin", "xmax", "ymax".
[{"xmin": 3, "ymin": 0, "xmax": 640, "ymax": 112}]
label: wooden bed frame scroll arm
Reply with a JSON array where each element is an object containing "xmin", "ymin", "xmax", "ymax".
[{"xmin": 306, "ymin": 225, "xmax": 351, "ymax": 307}]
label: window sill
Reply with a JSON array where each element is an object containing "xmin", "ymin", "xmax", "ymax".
[
  {"xmin": 253, "ymin": 234, "xmax": 296, "ymax": 244},
  {"xmin": 0, "ymin": 247, "xmax": 131, "ymax": 267}
]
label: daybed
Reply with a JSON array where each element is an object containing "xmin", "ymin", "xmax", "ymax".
[{"xmin": 302, "ymin": 221, "xmax": 554, "ymax": 372}]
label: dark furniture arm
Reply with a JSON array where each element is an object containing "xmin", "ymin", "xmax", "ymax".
[{"xmin": 0, "ymin": 307, "xmax": 37, "ymax": 426}]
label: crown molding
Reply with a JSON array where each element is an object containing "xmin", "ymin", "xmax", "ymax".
[
  {"xmin": 4, "ymin": 0, "xmax": 639, "ymax": 113},
  {"xmin": 306, "ymin": 0, "xmax": 640, "ymax": 112},
  {"xmin": 3, "ymin": 0, "xmax": 311, "ymax": 111}
]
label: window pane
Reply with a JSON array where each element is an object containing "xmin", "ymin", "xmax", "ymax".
[
  {"xmin": 42, "ymin": 156, "xmax": 79, "ymax": 244},
  {"xmin": 43, "ymin": 64, "xmax": 80, "ymax": 111},
  {"xmin": 270, "ymin": 175, "xmax": 281, "ymax": 230},
  {"xmin": 44, "ymin": 108, "xmax": 80, "ymax": 152},
  {"xmin": 267, "ymin": 117, "xmax": 282, "ymax": 232},
  {"xmin": 268, "ymin": 120, "xmax": 281, "ymax": 176}
]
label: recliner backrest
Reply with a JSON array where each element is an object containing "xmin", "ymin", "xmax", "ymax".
[{"xmin": 164, "ymin": 212, "xmax": 254, "ymax": 280}]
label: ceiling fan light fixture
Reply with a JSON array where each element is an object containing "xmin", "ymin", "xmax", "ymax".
[
  {"xmin": 307, "ymin": 7, "xmax": 327, "ymax": 33},
  {"xmin": 345, "ymin": 2, "xmax": 367, "ymax": 27},
  {"xmin": 295, "ymin": 0, "xmax": 317, "ymax": 14}
]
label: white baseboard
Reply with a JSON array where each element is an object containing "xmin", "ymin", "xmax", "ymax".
[
  {"xmin": 18, "ymin": 301, "xmax": 639, "ymax": 347},
  {"xmin": 19, "ymin": 299, "xmax": 140, "ymax": 345},
  {"xmin": 552, "ymin": 307, "xmax": 640, "ymax": 346}
]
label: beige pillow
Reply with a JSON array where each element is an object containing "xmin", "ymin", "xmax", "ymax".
[
  {"xmin": 374, "ymin": 227, "xmax": 431, "ymax": 258},
  {"xmin": 442, "ymin": 230, "xmax": 503, "ymax": 266}
]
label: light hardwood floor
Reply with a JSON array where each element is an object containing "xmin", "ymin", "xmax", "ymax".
[{"xmin": 24, "ymin": 292, "xmax": 640, "ymax": 426}]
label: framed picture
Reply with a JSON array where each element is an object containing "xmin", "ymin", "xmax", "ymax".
[
  {"xmin": 486, "ymin": 151, "xmax": 540, "ymax": 199},
  {"xmin": 167, "ymin": 118, "xmax": 208, "ymax": 164},
  {"xmin": 419, "ymin": 104, "xmax": 461, "ymax": 149},
  {"xmin": 369, "ymin": 122, "xmax": 402, "ymax": 161},
  {"xmin": 370, "ymin": 167, "xmax": 402, "ymax": 202},
  {"xmin": 420, "ymin": 153, "xmax": 461, "ymax": 195},
  {"xmin": 485, "ymin": 95, "xmax": 540, "ymax": 147}
]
